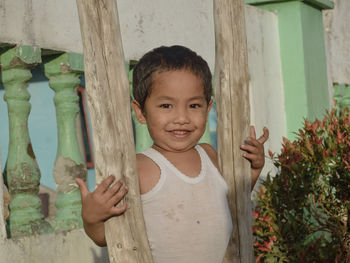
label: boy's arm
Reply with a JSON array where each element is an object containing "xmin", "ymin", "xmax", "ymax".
[
  {"xmin": 240, "ymin": 126, "xmax": 269, "ymax": 190},
  {"xmin": 75, "ymin": 176, "xmax": 128, "ymax": 247}
]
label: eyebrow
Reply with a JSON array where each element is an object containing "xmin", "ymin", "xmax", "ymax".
[
  {"xmin": 156, "ymin": 96, "xmax": 205, "ymax": 101},
  {"xmin": 156, "ymin": 96, "xmax": 175, "ymax": 100},
  {"xmin": 188, "ymin": 96, "xmax": 206, "ymax": 101}
]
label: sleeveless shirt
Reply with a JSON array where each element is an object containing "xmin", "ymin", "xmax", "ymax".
[{"xmin": 141, "ymin": 145, "xmax": 233, "ymax": 263}]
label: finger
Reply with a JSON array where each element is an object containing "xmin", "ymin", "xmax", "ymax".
[
  {"xmin": 75, "ymin": 178, "xmax": 90, "ymax": 199},
  {"xmin": 244, "ymin": 137, "xmax": 259, "ymax": 147},
  {"xmin": 110, "ymin": 201, "xmax": 128, "ymax": 216},
  {"xmin": 107, "ymin": 186, "xmax": 128, "ymax": 207},
  {"xmin": 250, "ymin": 126, "xmax": 256, "ymax": 139},
  {"xmin": 95, "ymin": 175, "xmax": 116, "ymax": 195},
  {"xmin": 242, "ymin": 153, "xmax": 260, "ymax": 163},
  {"xmin": 240, "ymin": 144, "xmax": 259, "ymax": 154},
  {"xmin": 105, "ymin": 179, "xmax": 124, "ymax": 199},
  {"xmin": 258, "ymin": 127, "xmax": 269, "ymax": 144}
]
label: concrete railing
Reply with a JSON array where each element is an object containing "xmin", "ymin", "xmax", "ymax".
[{"xmin": 0, "ymin": 45, "xmax": 110, "ymax": 262}]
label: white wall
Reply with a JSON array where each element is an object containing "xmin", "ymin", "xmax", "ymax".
[
  {"xmin": 323, "ymin": 0, "xmax": 350, "ymax": 109},
  {"xmin": 323, "ymin": 0, "xmax": 350, "ymax": 86},
  {"xmin": 245, "ymin": 6, "xmax": 285, "ymax": 181}
]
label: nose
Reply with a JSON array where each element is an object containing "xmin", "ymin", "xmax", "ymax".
[{"xmin": 173, "ymin": 107, "xmax": 190, "ymax": 124}]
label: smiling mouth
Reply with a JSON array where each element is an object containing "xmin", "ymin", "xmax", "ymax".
[{"xmin": 169, "ymin": 130, "xmax": 191, "ymax": 137}]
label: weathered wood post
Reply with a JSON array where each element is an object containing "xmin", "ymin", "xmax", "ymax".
[
  {"xmin": 75, "ymin": 0, "xmax": 154, "ymax": 262},
  {"xmin": 213, "ymin": 0, "xmax": 253, "ymax": 262}
]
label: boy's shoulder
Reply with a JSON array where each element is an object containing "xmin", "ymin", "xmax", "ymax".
[
  {"xmin": 136, "ymin": 153, "xmax": 158, "ymax": 171},
  {"xmin": 198, "ymin": 143, "xmax": 220, "ymax": 170},
  {"xmin": 136, "ymin": 153, "xmax": 160, "ymax": 195}
]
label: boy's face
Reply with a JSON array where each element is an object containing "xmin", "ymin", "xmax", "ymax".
[{"xmin": 133, "ymin": 69, "xmax": 212, "ymax": 153}]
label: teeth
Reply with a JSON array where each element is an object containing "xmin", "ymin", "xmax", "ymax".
[{"xmin": 173, "ymin": 130, "xmax": 187, "ymax": 135}]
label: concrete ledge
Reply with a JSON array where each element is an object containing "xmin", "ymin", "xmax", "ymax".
[
  {"xmin": 0, "ymin": 229, "xmax": 109, "ymax": 263},
  {"xmin": 245, "ymin": 0, "xmax": 334, "ymax": 10}
]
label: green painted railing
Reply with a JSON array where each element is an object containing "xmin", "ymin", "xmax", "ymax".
[{"xmin": 0, "ymin": 46, "xmax": 87, "ymax": 237}]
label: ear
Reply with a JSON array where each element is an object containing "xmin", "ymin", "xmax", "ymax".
[
  {"xmin": 206, "ymin": 99, "xmax": 213, "ymax": 119},
  {"xmin": 132, "ymin": 100, "xmax": 147, "ymax": 124}
]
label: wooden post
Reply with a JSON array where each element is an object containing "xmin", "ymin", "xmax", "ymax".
[
  {"xmin": 213, "ymin": 0, "xmax": 253, "ymax": 262},
  {"xmin": 75, "ymin": 1, "xmax": 154, "ymax": 262}
]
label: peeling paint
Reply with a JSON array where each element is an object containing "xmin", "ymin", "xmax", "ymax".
[
  {"xmin": 59, "ymin": 63, "xmax": 72, "ymax": 74},
  {"xmin": 8, "ymin": 163, "xmax": 40, "ymax": 195},
  {"xmin": 2, "ymin": 184, "xmax": 11, "ymax": 221},
  {"xmin": 9, "ymin": 56, "xmax": 29, "ymax": 69},
  {"xmin": 53, "ymin": 156, "xmax": 86, "ymax": 193}
]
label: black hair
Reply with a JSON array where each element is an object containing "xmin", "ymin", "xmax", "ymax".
[{"xmin": 132, "ymin": 45, "xmax": 212, "ymax": 110}]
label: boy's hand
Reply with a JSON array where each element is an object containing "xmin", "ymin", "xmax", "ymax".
[
  {"xmin": 75, "ymin": 175, "xmax": 128, "ymax": 225},
  {"xmin": 240, "ymin": 126, "xmax": 269, "ymax": 190}
]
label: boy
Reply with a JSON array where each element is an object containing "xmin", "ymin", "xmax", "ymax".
[{"xmin": 76, "ymin": 45, "xmax": 269, "ymax": 263}]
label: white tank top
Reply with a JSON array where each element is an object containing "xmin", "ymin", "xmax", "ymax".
[{"xmin": 141, "ymin": 145, "xmax": 233, "ymax": 263}]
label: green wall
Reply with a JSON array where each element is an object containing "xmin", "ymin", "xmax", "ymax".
[{"xmin": 247, "ymin": 0, "xmax": 332, "ymax": 138}]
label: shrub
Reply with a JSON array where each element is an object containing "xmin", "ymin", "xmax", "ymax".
[{"xmin": 253, "ymin": 108, "xmax": 349, "ymax": 262}]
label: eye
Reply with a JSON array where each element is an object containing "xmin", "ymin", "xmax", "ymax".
[
  {"xmin": 160, "ymin": 104, "xmax": 171, "ymax": 109},
  {"xmin": 189, "ymin": 104, "xmax": 201, "ymax": 109}
]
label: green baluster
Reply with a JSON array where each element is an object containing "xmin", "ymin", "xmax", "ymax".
[
  {"xmin": 1, "ymin": 46, "xmax": 52, "ymax": 237},
  {"xmin": 44, "ymin": 52, "xmax": 87, "ymax": 231}
]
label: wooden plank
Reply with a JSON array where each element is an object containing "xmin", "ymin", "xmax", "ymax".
[
  {"xmin": 75, "ymin": 0, "xmax": 153, "ymax": 262},
  {"xmin": 213, "ymin": 0, "xmax": 253, "ymax": 262}
]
